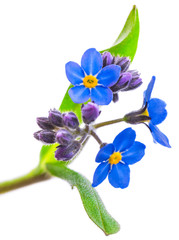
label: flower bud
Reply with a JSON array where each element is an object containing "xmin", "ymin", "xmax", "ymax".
[
  {"xmin": 114, "ymin": 56, "xmax": 130, "ymax": 72},
  {"xmin": 62, "ymin": 112, "xmax": 79, "ymax": 129},
  {"xmin": 102, "ymin": 52, "xmax": 113, "ymax": 67},
  {"xmin": 110, "ymin": 72, "xmax": 132, "ymax": 92},
  {"xmin": 55, "ymin": 141, "xmax": 81, "ymax": 161},
  {"xmin": 34, "ymin": 130, "xmax": 56, "ymax": 144},
  {"xmin": 36, "ymin": 117, "xmax": 55, "ymax": 130},
  {"xmin": 81, "ymin": 102, "xmax": 101, "ymax": 124},
  {"xmin": 122, "ymin": 70, "xmax": 142, "ymax": 91},
  {"xmin": 48, "ymin": 109, "xmax": 63, "ymax": 127},
  {"xmin": 33, "ymin": 130, "xmax": 41, "ymax": 140},
  {"xmin": 56, "ymin": 129, "xmax": 73, "ymax": 146}
]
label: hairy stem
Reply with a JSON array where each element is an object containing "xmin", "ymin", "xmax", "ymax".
[
  {"xmin": 93, "ymin": 117, "xmax": 124, "ymax": 129},
  {"xmin": 90, "ymin": 130, "xmax": 103, "ymax": 146},
  {"xmin": 0, "ymin": 167, "xmax": 51, "ymax": 194}
]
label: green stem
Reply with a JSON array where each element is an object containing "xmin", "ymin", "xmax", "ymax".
[
  {"xmin": 90, "ymin": 130, "xmax": 103, "ymax": 146},
  {"xmin": 0, "ymin": 166, "xmax": 51, "ymax": 194},
  {"xmin": 0, "ymin": 117, "xmax": 124, "ymax": 194},
  {"xmin": 93, "ymin": 117, "xmax": 124, "ymax": 129}
]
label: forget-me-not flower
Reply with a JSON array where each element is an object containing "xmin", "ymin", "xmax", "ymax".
[
  {"xmin": 92, "ymin": 128, "xmax": 146, "ymax": 189},
  {"xmin": 65, "ymin": 48, "xmax": 121, "ymax": 105},
  {"xmin": 124, "ymin": 76, "xmax": 171, "ymax": 148}
]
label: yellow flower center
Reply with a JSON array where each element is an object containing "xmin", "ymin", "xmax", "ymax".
[
  {"xmin": 109, "ymin": 152, "xmax": 122, "ymax": 165},
  {"xmin": 141, "ymin": 108, "xmax": 150, "ymax": 122},
  {"xmin": 83, "ymin": 75, "xmax": 98, "ymax": 88}
]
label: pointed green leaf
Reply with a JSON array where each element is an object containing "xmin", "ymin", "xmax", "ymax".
[
  {"xmin": 101, "ymin": 5, "xmax": 139, "ymax": 61},
  {"xmin": 46, "ymin": 161, "xmax": 120, "ymax": 235}
]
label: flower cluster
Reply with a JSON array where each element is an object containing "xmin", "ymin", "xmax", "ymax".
[
  {"xmin": 102, "ymin": 52, "xmax": 142, "ymax": 102},
  {"xmin": 34, "ymin": 48, "xmax": 170, "ymax": 189},
  {"xmin": 65, "ymin": 48, "xmax": 142, "ymax": 105},
  {"xmin": 34, "ymin": 103, "xmax": 101, "ymax": 161}
]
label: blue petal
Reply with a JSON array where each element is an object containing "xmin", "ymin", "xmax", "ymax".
[
  {"xmin": 95, "ymin": 144, "xmax": 115, "ymax": 163},
  {"xmin": 113, "ymin": 128, "xmax": 136, "ymax": 152},
  {"xmin": 68, "ymin": 85, "xmax": 90, "ymax": 103},
  {"xmin": 91, "ymin": 86, "xmax": 113, "ymax": 105},
  {"xmin": 148, "ymin": 98, "xmax": 167, "ymax": 125},
  {"xmin": 97, "ymin": 65, "xmax": 121, "ymax": 87},
  {"xmin": 122, "ymin": 141, "xmax": 146, "ymax": 165},
  {"xmin": 81, "ymin": 48, "xmax": 103, "ymax": 75},
  {"xmin": 92, "ymin": 162, "xmax": 110, "ymax": 187},
  {"xmin": 149, "ymin": 123, "xmax": 171, "ymax": 148},
  {"xmin": 108, "ymin": 163, "xmax": 130, "ymax": 188},
  {"xmin": 65, "ymin": 61, "xmax": 85, "ymax": 85},
  {"xmin": 144, "ymin": 76, "xmax": 156, "ymax": 103}
]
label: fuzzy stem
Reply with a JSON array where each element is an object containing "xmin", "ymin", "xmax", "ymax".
[
  {"xmin": 93, "ymin": 117, "xmax": 124, "ymax": 129},
  {"xmin": 0, "ymin": 167, "xmax": 51, "ymax": 194},
  {"xmin": 90, "ymin": 130, "xmax": 103, "ymax": 146}
]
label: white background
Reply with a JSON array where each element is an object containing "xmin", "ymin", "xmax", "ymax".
[{"xmin": 0, "ymin": 0, "xmax": 178, "ymax": 239}]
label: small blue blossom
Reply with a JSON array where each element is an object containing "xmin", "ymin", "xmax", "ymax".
[
  {"xmin": 92, "ymin": 128, "xmax": 146, "ymax": 189},
  {"xmin": 125, "ymin": 76, "xmax": 171, "ymax": 148},
  {"xmin": 65, "ymin": 48, "xmax": 121, "ymax": 105},
  {"xmin": 143, "ymin": 76, "xmax": 171, "ymax": 147}
]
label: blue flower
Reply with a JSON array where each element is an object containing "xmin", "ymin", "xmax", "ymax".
[
  {"xmin": 125, "ymin": 76, "xmax": 171, "ymax": 148},
  {"xmin": 144, "ymin": 76, "xmax": 171, "ymax": 147},
  {"xmin": 65, "ymin": 48, "xmax": 121, "ymax": 105},
  {"xmin": 92, "ymin": 128, "xmax": 146, "ymax": 188}
]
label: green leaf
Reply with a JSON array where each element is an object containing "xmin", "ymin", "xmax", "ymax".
[
  {"xmin": 59, "ymin": 85, "xmax": 82, "ymax": 123},
  {"xmin": 46, "ymin": 161, "xmax": 120, "ymax": 235},
  {"xmin": 100, "ymin": 5, "xmax": 139, "ymax": 61}
]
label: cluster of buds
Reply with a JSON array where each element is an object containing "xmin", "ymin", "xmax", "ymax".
[
  {"xmin": 34, "ymin": 102, "xmax": 100, "ymax": 161},
  {"xmin": 102, "ymin": 52, "xmax": 142, "ymax": 102}
]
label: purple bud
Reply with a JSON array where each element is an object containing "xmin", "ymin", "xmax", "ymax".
[
  {"xmin": 34, "ymin": 130, "xmax": 56, "ymax": 144},
  {"xmin": 81, "ymin": 102, "xmax": 100, "ymax": 124},
  {"xmin": 102, "ymin": 52, "xmax": 113, "ymax": 67},
  {"xmin": 36, "ymin": 117, "xmax": 55, "ymax": 130},
  {"xmin": 56, "ymin": 129, "xmax": 73, "ymax": 146},
  {"xmin": 62, "ymin": 112, "xmax": 79, "ymax": 129},
  {"xmin": 48, "ymin": 109, "xmax": 63, "ymax": 127},
  {"xmin": 122, "ymin": 70, "xmax": 142, "ymax": 91},
  {"xmin": 114, "ymin": 57, "xmax": 130, "ymax": 72},
  {"xmin": 55, "ymin": 141, "xmax": 81, "ymax": 161},
  {"xmin": 110, "ymin": 72, "xmax": 132, "ymax": 92},
  {"xmin": 33, "ymin": 130, "xmax": 41, "ymax": 140}
]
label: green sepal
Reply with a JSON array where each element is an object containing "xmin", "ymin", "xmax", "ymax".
[
  {"xmin": 46, "ymin": 161, "xmax": 120, "ymax": 235},
  {"xmin": 100, "ymin": 5, "xmax": 139, "ymax": 61}
]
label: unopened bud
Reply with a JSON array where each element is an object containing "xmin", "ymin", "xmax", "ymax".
[
  {"xmin": 34, "ymin": 130, "xmax": 56, "ymax": 144},
  {"xmin": 122, "ymin": 70, "xmax": 142, "ymax": 91},
  {"xmin": 102, "ymin": 52, "xmax": 113, "ymax": 67},
  {"xmin": 49, "ymin": 109, "xmax": 63, "ymax": 127},
  {"xmin": 55, "ymin": 141, "xmax": 81, "ymax": 161},
  {"xmin": 63, "ymin": 112, "xmax": 79, "ymax": 129},
  {"xmin": 114, "ymin": 56, "xmax": 130, "ymax": 72},
  {"xmin": 110, "ymin": 72, "xmax": 132, "ymax": 92},
  {"xmin": 56, "ymin": 129, "xmax": 73, "ymax": 146},
  {"xmin": 81, "ymin": 102, "xmax": 101, "ymax": 124},
  {"xmin": 36, "ymin": 117, "xmax": 55, "ymax": 130}
]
